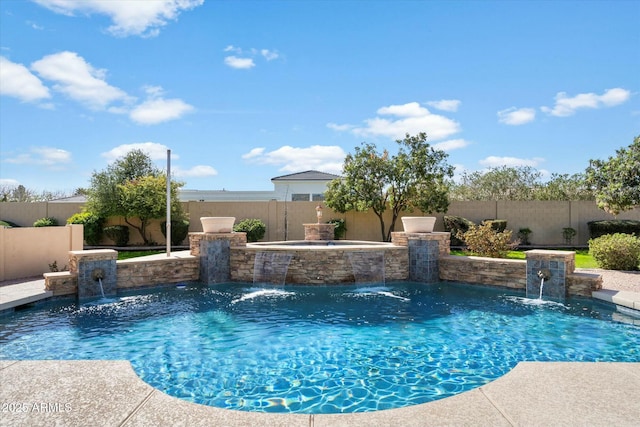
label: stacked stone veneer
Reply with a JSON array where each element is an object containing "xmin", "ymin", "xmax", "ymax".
[
  {"xmin": 43, "ymin": 230, "xmax": 602, "ymax": 298},
  {"xmin": 72, "ymin": 249, "xmax": 118, "ymax": 299},
  {"xmin": 440, "ymin": 255, "xmax": 527, "ymax": 289},
  {"xmin": 231, "ymin": 246, "xmax": 408, "ymax": 285},
  {"xmin": 45, "ymin": 249, "xmax": 199, "ymax": 297},
  {"xmin": 191, "ymin": 232, "xmax": 247, "ymax": 284},
  {"xmin": 391, "ymin": 232, "xmax": 450, "ymax": 283},
  {"xmin": 117, "ymin": 255, "xmax": 199, "ymax": 289},
  {"xmin": 439, "ymin": 251, "xmax": 601, "ymax": 297},
  {"xmin": 304, "ymin": 223, "xmax": 335, "ymax": 241}
]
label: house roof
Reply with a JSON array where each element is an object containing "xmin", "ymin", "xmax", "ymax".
[{"xmin": 271, "ymin": 170, "xmax": 341, "ymax": 182}]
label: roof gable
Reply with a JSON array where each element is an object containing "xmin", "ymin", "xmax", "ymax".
[{"xmin": 271, "ymin": 170, "xmax": 341, "ymax": 182}]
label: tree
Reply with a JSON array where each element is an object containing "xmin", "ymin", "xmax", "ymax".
[
  {"xmin": 585, "ymin": 135, "xmax": 640, "ymax": 215},
  {"xmin": 86, "ymin": 149, "xmax": 160, "ymax": 218},
  {"xmin": 325, "ymin": 132, "xmax": 454, "ymax": 241},
  {"xmin": 118, "ymin": 175, "xmax": 184, "ymax": 245},
  {"xmin": 85, "ymin": 149, "xmax": 184, "ymax": 245},
  {"xmin": 450, "ymin": 166, "xmax": 541, "ymax": 201},
  {"xmin": 533, "ymin": 173, "xmax": 593, "ymax": 201}
]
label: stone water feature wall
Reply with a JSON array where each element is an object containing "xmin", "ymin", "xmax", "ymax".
[
  {"xmin": 45, "ymin": 250, "xmax": 199, "ymax": 297},
  {"xmin": 190, "ymin": 232, "xmax": 247, "ymax": 284},
  {"xmin": 439, "ymin": 252, "xmax": 601, "ymax": 297},
  {"xmin": 70, "ymin": 249, "xmax": 118, "ymax": 299},
  {"xmin": 230, "ymin": 245, "xmax": 409, "ymax": 285},
  {"xmin": 391, "ymin": 232, "xmax": 451, "ymax": 283}
]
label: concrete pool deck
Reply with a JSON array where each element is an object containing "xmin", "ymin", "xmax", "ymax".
[{"xmin": 1, "ymin": 360, "xmax": 639, "ymax": 426}]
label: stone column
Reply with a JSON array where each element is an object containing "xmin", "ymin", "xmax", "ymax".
[
  {"xmin": 70, "ymin": 249, "xmax": 117, "ymax": 299},
  {"xmin": 190, "ymin": 232, "xmax": 247, "ymax": 284},
  {"xmin": 303, "ymin": 223, "xmax": 335, "ymax": 240},
  {"xmin": 391, "ymin": 232, "xmax": 450, "ymax": 283},
  {"xmin": 526, "ymin": 250, "xmax": 575, "ymax": 300}
]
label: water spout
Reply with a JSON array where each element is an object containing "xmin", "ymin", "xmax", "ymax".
[
  {"xmin": 536, "ymin": 269, "xmax": 551, "ymax": 300},
  {"xmin": 92, "ymin": 268, "xmax": 106, "ymax": 299}
]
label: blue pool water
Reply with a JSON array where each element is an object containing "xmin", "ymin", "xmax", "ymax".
[{"xmin": 1, "ymin": 282, "xmax": 639, "ymax": 413}]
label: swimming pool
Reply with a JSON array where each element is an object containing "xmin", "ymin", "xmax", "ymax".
[{"xmin": 1, "ymin": 282, "xmax": 638, "ymax": 414}]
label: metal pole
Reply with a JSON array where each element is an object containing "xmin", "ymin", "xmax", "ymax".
[{"xmin": 166, "ymin": 149, "xmax": 171, "ymax": 257}]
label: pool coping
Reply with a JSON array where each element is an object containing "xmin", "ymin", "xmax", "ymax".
[{"xmin": 1, "ymin": 360, "xmax": 639, "ymax": 426}]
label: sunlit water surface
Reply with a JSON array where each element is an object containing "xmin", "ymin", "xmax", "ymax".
[{"xmin": 1, "ymin": 282, "xmax": 638, "ymax": 413}]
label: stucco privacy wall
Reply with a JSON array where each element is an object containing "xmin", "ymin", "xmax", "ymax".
[
  {"xmin": 1, "ymin": 200, "xmax": 638, "ymax": 246},
  {"xmin": 0, "ymin": 224, "xmax": 83, "ymax": 281}
]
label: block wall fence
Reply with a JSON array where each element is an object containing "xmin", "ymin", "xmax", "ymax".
[{"xmin": 1, "ymin": 200, "xmax": 639, "ymax": 247}]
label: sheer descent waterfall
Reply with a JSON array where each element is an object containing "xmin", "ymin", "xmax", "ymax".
[{"xmin": 253, "ymin": 252, "xmax": 293, "ymax": 285}]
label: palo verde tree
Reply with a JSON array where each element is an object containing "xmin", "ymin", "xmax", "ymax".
[
  {"xmin": 85, "ymin": 149, "xmax": 184, "ymax": 245},
  {"xmin": 585, "ymin": 135, "xmax": 640, "ymax": 215},
  {"xmin": 325, "ymin": 132, "xmax": 454, "ymax": 241}
]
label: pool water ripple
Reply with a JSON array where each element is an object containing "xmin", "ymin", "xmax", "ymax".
[{"xmin": 1, "ymin": 282, "xmax": 639, "ymax": 413}]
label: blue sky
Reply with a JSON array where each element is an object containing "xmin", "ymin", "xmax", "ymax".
[{"xmin": 1, "ymin": 0, "xmax": 638, "ymax": 193}]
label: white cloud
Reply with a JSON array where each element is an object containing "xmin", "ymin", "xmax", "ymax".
[
  {"xmin": 432, "ymin": 139, "xmax": 470, "ymax": 151},
  {"xmin": 541, "ymin": 88, "xmax": 631, "ymax": 117},
  {"xmin": 224, "ymin": 56, "xmax": 255, "ymax": 69},
  {"xmin": 241, "ymin": 147, "xmax": 265, "ymax": 159},
  {"xmin": 101, "ymin": 142, "xmax": 175, "ymax": 162},
  {"xmin": 260, "ymin": 49, "xmax": 279, "ymax": 61},
  {"xmin": 223, "ymin": 46, "xmax": 280, "ymax": 69},
  {"xmin": 5, "ymin": 146, "xmax": 72, "ymax": 167},
  {"xmin": 497, "ymin": 107, "xmax": 536, "ymax": 125},
  {"xmin": 479, "ymin": 156, "xmax": 545, "ymax": 168},
  {"xmin": 427, "ymin": 99, "xmax": 461, "ymax": 112},
  {"xmin": 0, "ymin": 56, "xmax": 51, "ymax": 102},
  {"xmin": 31, "ymin": 51, "xmax": 132, "ymax": 110},
  {"xmin": 130, "ymin": 97, "xmax": 194, "ymax": 125},
  {"xmin": 32, "ymin": 0, "xmax": 204, "ymax": 37},
  {"xmin": 173, "ymin": 165, "xmax": 218, "ymax": 178},
  {"xmin": 243, "ymin": 145, "xmax": 346, "ymax": 174},
  {"xmin": 335, "ymin": 102, "xmax": 461, "ymax": 141},
  {"xmin": 0, "ymin": 178, "xmax": 21, "ymax": 187},
  {"xmin": 326, "ymin": 123, "xmax": 353, "ymax": 132}
]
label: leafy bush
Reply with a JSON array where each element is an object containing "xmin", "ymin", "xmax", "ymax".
[
  {"xmin": 518, "ymin": 227, "xmax": 532, "ymax": 245},
  {"xmin": 589, "ymin": 233, "xmax": 640, "ymax": 271},
  {"xmin": 161, "ymin": 219, "xmax": 190, "ymax": 246},
  {"xmin": 233, "ymin": 218, "xmax": 266, "ymax": 242},
  {"xmin": 33, "ymin": 217, "xmax": 58, "ymax": 227},
  {"xmin": 103, "ymin": 225, "xmax": 130, "ymax": 246},
  {"xmin": 67, "ymin": 211, "xmax": 104, "ymax": 245},
  {"xmin": 562, "ymin": 227, "xmax": 576, "ymax": 245},
  {"xmin": 0, "ymin": 220, "xmax": 20, "ymax": 227},
  {"xmin": 444, "ymin": 215, "xmax": 475, "ymax": 246},
  {"xmin": 327, "ymin": 218, "xmax": 347, "ymax": 239},
  {"xmin": 460, "ymin": 221, "xmax": 519, "ymax": 258},
  {"xmin": 587, "ymin": 220, "xmax": 640, "ymax": 238},
  {"xmin": 483, "ymin": 219, "xmax": 507, "ymax": 232}
]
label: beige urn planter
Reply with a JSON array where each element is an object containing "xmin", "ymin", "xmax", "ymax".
[
  {"xmin": 401, "ymin": 216, "xmax": 436, "ymax": 233},
  {"xmin": 200, "ymin": 217, "xmax": 235, "ymax": 233}
]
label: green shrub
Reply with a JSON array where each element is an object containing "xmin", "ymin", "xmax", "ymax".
[
  {"xmin": 67, "ymin": 212, "xmax": 104, "ymax": 245},
  {"xmin": 161, "ymin": 219, "xmax": 190, "ymax": 246},
  {"xmin": 0, "ymin": 220, "xmax": 20, "ymax": 227},
  {"xmin": 518, "ymin": 227, "xmax": 532, "ymax": 245},
  {"xmin": 589, "ymin": 233, "xmax": 640, "ymax": 271},
  {"xmin": 327, "ymin": 218, "xmax": 347, "ymax": 239},
  {"xmin": 444, "ymin": 215, "xmax": 475, "ymax": 246},
  {"xmin": 483, "ymin": 219, "xmax": 507, "ymax": 232},
  {"xmin": 587, "ymin": 220, "xmax": 640, "ymax": 238},
  {"xmin": 460, "ymin": 221, "xmax": 519, "ymax": 258},
  {"xmin": 103, "ymin": 225, "xmax": 130, "ymax": 246},
  {"xmin": 233, "ymin": 218, "xmax": 266, "ymax": 242},
  {"xmin": 562, "ymin": 227, "xmax": 576, "ymax": 245},
  {"xmin": 33, "ymin": 217, "xmax": 58, "ymax": 227}
]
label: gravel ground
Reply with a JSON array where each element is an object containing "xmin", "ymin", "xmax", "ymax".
[{"xmin": 577, "ymin": 268, "xmax": 640, "ymax": 293}]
